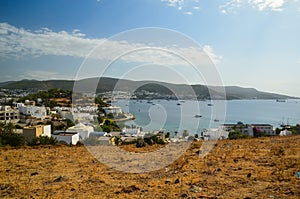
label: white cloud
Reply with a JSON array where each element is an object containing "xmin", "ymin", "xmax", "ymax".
[
  {"xmin": 249, "ymin": 0, "xmax": 286, "ymax": 11},
  {"xmin": 161, "ymin": 0, "xmax": 201, "ymax": 14},
  {"xmin": 18, "ymin": 70, "xmax": 72, "ymax": 80},
  {"xmin": 0, "ymin": 23, "xmax": 221, "ymax": 66},
  {"xmin": 162, "ymin": 0, "xmax": 185, "ymax": 8},
  {"xmin": 184, "ymin": 11, "xmax": 193, "ymax": 15},
  {"xmin": 220, "ymin": 0, "xmax": 286, "ymax": 13}
]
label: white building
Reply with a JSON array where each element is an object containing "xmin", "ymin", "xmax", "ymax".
[
  {"xmin": 66, "ymin": 123, "xmax": 94, "ymax": 140},
  {"xmin": 52, "ymin": 132, "xmax": 79, "ymax": 145},
  {"xmin": 203, "ymin": 128, "xmax": 229, "ymax": 140},
  {"xmin": 122, "ymin": 127, "xmax": 141, "ymax": 137},
  {"xmin": 43, "ymin": 125, "xmax": 51, "ymax": 137},
  {"xmin": 22, "ymin": 125, "xmax": 51, "ymax": 142},
  {"xmin": 222, "ymin": 123, "xmax": 274, "ymax": 136},
  {"xmin": 0, "ymin": 106, "xmax": 20, "ymax": 123},
  {"xmin": 17, "ymin": 103, "xmax": 47, "ymax": 120},
  {"xmin": 102, "ymin": 106, "xmax": 122, "ymax": 115},
  {"xmin": 279, "ymin": 129, "xmax": 292, "ymax": 136}
]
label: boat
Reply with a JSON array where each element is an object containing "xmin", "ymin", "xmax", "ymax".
[
  {"xmin": 276, "ymin": 99, "xmax": 286, "ymax": 102},
  {"xmin": 207, "ymin": 103, "xmax": 213, "ymax": 106},
  {"xmin": 194, "ymin": 115, "xmax": 202, "ymax": 118},
  {"xmin": 177, "ymin": 103, "xmax": 181, "ymax": 106},
  {"xmin": 213, "ymin": 118, "xmax": 219, "ymax": 122}
]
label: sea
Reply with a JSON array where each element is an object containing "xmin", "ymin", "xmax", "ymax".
[{"xmin": 113, "ymin": 99, "xmax": 300, "ymax": 135}]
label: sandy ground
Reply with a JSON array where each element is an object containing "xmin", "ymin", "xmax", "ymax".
[{"xmin": 1, "ymin": 135, "xmax": 300, "ymax": 199}]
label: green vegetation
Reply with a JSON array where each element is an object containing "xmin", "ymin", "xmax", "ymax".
[
  {"xmin": 0, "ymin": 122, "xmax": 25, "ymax": 147},
  {"xmin": 28, "ymin": 136, "xmax": 58, "ymax": 146},
  {"xmin": 144, "ymin": 134, "xmax": 165, "ymax": 145},
  {"xmin": 228, "ymin": 130, "xmax": 249, "ymax": 140},
  {"xmin": 18, "ymin": 88, "xmax": 72, "ymax": 108},
  {"xmin": 136, "ymin": 137, "xmax": 146, "ymax": 148}
]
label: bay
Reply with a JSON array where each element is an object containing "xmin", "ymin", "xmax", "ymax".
[{"xmin": 113, "ymin": 99, "xmax": 300, "ymax": 135}]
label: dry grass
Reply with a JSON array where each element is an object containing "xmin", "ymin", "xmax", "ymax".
[{"xmin": 1, "ymin": 136, "xmax": 300, "ymax": 198}]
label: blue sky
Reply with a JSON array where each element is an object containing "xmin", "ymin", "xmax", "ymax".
[{"xmin": 0, "ymin": 0, "xmax": 300, "ymax": 96}]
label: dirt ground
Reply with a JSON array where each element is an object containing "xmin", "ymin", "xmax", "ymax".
[{"xmin": 1, "ymin": 135, "xmax": 300, "ymax": 199}]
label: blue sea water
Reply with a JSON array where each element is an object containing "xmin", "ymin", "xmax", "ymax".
[{"xmin": 113, "ymin": 99, "xmax": 300, "ymax": 134}]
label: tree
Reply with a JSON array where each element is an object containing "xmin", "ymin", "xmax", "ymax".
[
  {"xmin": 174, "ymin": 131, "xmax": 178, "ymax": 138},
  {"xmin": 136, "ymin": 137, "xmax": 146, "ymax": 148},
  {"xmin": 65, "ymin": 118, "xmax": 75, "ymax": 128},
  {"xmin": 182, "ymin": 130, "xmax": 189, "ymax": 137},
  {"xmin": 112, "ymin": 136, "xmax": 122, "ymax": 146},
  {"xmin": 165, "ymin": 132, "xmax": 170, "ymax": 139},
  {"xmin": 0, "ymin": 122, "xmax": 25, "ymax": 146}
]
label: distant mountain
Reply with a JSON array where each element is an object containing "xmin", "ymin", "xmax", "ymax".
[{"xmin": 0, "ymin": 77, "xmax": 295, "ymax": 100}]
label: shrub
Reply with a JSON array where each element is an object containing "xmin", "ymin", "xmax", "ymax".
[
  {"xmin": 0, "ymin": 133, "xmax": 25, "ymax": 147},
  {"xmin": 144, "ymin": 135, "xmax": 165, "ymax": 145},
  {"xmin": 28, "ymin": 136, "xmax": 58, "ymax": 146},
  {"xmin": 228, "ymin": 130, "xmax": 249, "ymax": 140},
  {"xmin": 136, "ymin": 137, "xmax": 146, "ymax": 148}
]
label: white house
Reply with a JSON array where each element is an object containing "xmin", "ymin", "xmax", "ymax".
[
  {"xmin": 203, "ymin": 128, "xmax": 229, "ymax": 140},
  {"xmin": 102, "ymin": 106, "xmax": 122, "ymax": 115},
  {"xmin": 66, "ymin": 123, "xmax": 94, "ymax": 140},
  {"xmin": 122, "ymin": 127, "xmax": 141, "ymax": 137},
  {"xmin": 52, "ymin": 131, "xmax": 79, "ymax": 145},
  {"xmin": 42, "ymin": 125, "xmax": 51, "ymax": 137},
  {"xmin": 17, "ymin": 104, "xmax": 47, "ymax": 120},
  {"xmin": 279, "ymin": 129, "xmax": 292, "ymax": 136}
]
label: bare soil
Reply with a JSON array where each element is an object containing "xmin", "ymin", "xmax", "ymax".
[{"xmin": 1, "ymin": 136, "xmax": 300, "ymax": 198}]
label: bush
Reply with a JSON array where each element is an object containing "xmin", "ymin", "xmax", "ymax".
[
  {"xmin": 144, "ymin": 135, "xmax": 165, "ymax": 145},
  {"xmin": 136, "ymin": 137, "xmax": 146, "ymax": 148},
  {"xmin": 228, "ymin": 131, "xmax": 249, "ymax": 140},
  {"xmin": 0, "ymin": 133, "xmax": 25, "ymax": 147},
  {"xmin": 28, "ymin": 136, "xmax": 58, "ymax": 146}
]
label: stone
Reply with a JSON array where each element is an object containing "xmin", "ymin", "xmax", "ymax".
[
  {"xmin": 31, "ymin": 172, "xmax": 39, "ymax": 176},
  {"xmin": 190, "ymin": 185, "xmax": 202, "ymax": 193},
  {"xmin": 53, "ymin": 176, "xmax": 69, "ymax": 182}
]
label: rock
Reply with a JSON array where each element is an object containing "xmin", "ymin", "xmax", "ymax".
[
  {"xmin": 190, "ymin": 185, "xmax": 202, "ymax": 193},
  {"xmin": 165, "ymin": 179, "xmax": 171, "ymax": 184},
  {"xmin": 175, "ymin": 178, "xmax": 180, "ymax": 184},
  {"xmin": 31, "ymin": 172, "xmax": 39, "ymax": 176},
  {"xmin": 71, "ymin": 188, "xmax": 76, "ymax": 191},
  {"xmin": 120, "ymin": 185, "xmax": 140, "ymax": 193},
  {"xmin": 53, "ymin": 176, "xmax": 69, "ymax": 182},
  {"xmin": 247, "ymin": 173, "xmax": 252, "ymax": 178},
  {"xmin": 181, "ymin": 193, "xmax": 188, "ymax": 198}
]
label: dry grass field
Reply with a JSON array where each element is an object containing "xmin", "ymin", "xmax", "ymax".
[{"xmin": 1, "ymin": 135, "xmax": 300, "ymax": 198}]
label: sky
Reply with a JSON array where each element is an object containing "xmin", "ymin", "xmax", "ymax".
[{"xmin": 0, "ymin": 0, "xmax": 300, "ymax": 97}]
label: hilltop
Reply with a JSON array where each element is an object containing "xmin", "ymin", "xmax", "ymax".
[{"xmin": 0, "ymin": 77, "xmax": 295, "ymax": 100}]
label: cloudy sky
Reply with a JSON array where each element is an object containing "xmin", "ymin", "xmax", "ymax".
[{"xmin": 0, "ymin": 0, "xmax": 300, "ymax": 96}]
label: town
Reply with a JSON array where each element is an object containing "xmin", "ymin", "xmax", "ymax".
[{"xmin": 0, "ymin": 88, "xmax": 298, "ymax": 148}]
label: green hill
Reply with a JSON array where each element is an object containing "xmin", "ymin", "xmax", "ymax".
[{"xmin": 0, "ymin": 77, "xmax": 295, "ymax": 100}]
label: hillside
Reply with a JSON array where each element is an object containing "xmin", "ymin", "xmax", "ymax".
[
  {"xmin": 0, "ymin": 77, "xmax": 294, "ymax": 100},
  {"xmin": 1, "ymin": 136, "xmax": 299, "ymax": 198}
]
